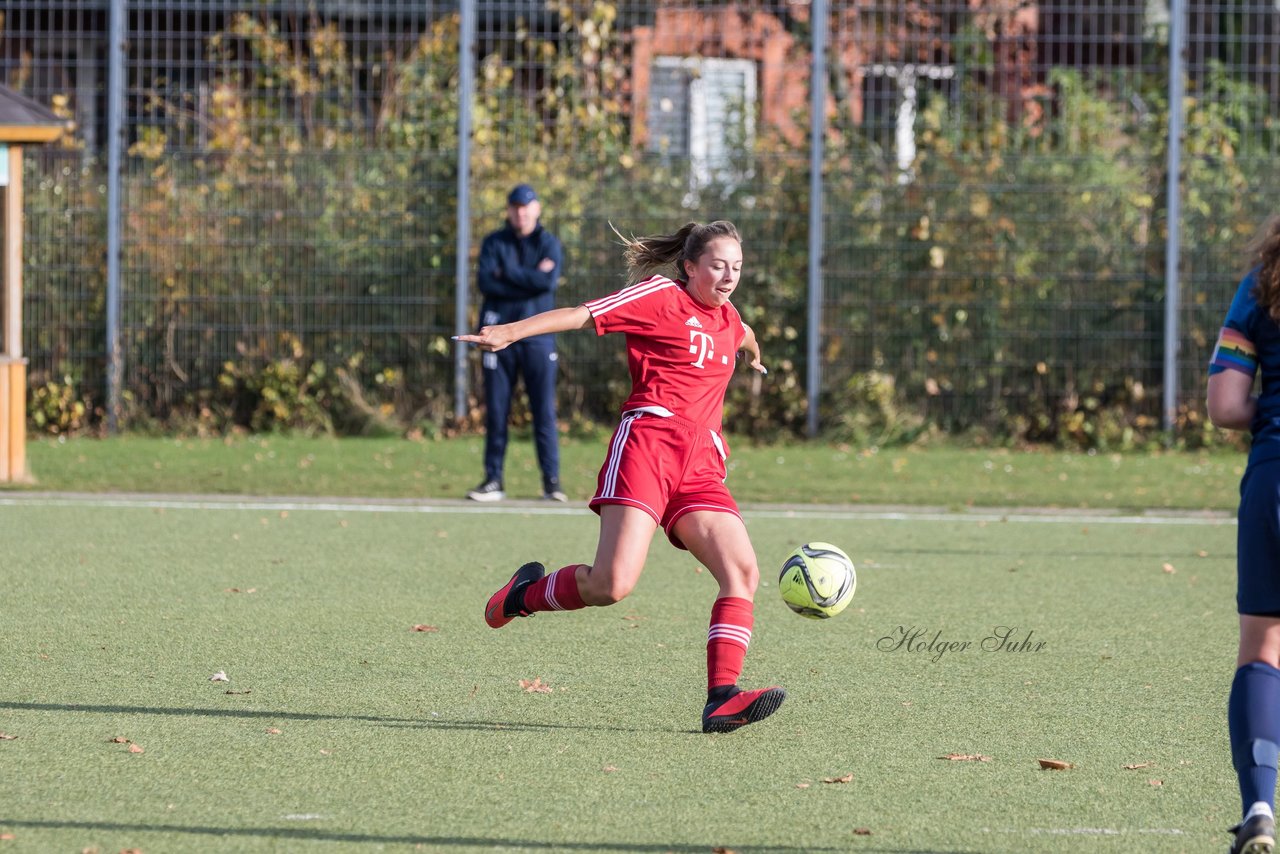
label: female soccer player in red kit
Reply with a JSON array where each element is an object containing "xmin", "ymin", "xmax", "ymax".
[{"xmin": 456, "ymin": 220, "xmax": 783, "ymax": 733}]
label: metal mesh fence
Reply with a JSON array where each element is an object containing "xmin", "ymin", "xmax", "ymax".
[{"xmin": 3, "ymin": 1, "xmax": 1279, "ymax": 441}]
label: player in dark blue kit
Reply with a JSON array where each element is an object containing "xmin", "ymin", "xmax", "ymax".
[
  {"xmin": 468, "ymin": 183, "xmax": 566, "ymax": 503},
  {"xmin": 1208, "ymin": 215, "xmax": 1280, "ymax": 854}
]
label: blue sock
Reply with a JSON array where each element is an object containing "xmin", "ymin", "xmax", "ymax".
[{"xmin": 1229, "ymin": 662, "xmax": 1280, "ymax": 819}]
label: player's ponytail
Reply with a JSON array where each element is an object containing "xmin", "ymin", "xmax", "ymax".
[
  {"xmin": 1247, "ymin": 214, "xmax": 1280, "ymax": 323},
  {"xmin": 613, "ymin": 221, "xmax": 742, "ymax": 283}
]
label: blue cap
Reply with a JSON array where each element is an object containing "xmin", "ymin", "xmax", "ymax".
[{"xmin": 507, "ymin": 183, "xmax": 538, "ymax": 205}]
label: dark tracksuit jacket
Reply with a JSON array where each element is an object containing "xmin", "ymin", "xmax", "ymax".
[{"xmin": 474, "ymin": 221, "xmax": 564, "ymax": 486}]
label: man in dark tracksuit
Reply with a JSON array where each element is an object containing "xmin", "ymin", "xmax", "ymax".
[{"xmin": 467, "ymin": 183, "xmax": 566, "ymax": 502}]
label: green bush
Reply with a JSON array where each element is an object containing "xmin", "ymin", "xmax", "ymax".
[{"xmin": 28, "ymin": 375, "xmax": 91, "ymax": 436}]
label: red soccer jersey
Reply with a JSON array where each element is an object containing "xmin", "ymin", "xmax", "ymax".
[{"xmin": 583, "ymin": 274, "xmax": 747, "ymax": 432}]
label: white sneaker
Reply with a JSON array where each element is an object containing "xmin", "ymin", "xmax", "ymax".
[
  {"xmin": 467, "ymin": 480, "xmax": 505, "ymax": 502},
  {"xmin": 542, "ymin": 478, "xmax": 566, "ymax": 502}
]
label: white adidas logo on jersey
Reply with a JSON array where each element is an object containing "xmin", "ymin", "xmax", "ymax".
[{"xmin": 685, "ymin": 316, "xmax": 703, "ymax": 328}]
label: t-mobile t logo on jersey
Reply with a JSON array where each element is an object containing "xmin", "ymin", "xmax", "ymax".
[{"xmin": 688, "ymin": 329, "xmax": 729, "ymax": 368}]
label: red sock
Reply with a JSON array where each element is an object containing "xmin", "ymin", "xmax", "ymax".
[
  {"xmin": 707, "ymin": 596, "xmax": 754, "ymax": 691},
  {"xmin": 523, "ymin": 564, "xmax": 587, "ymax": 613}
]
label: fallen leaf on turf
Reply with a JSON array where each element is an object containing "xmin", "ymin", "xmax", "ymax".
[
  {"xmin": 1038, "ymin": 759, "xmax": 1073, "ymax": 770},
  {"xmin": 939, "ymin": 753, "xmax": 991, "ymax": 762},
  {"xmin": 209, "ymin": 671, "xmax": 229, "ymax": 682},
  {"xmin": 602, "ymin": 765, "xmax": 618, "ymax": 772},
  {"xmin": 853, "ymin": 828, "xmax": 873, "ymax": 836},
  {"xmin": 225, "ymin": 689, "xmax": 251, "ymax": 695},
  {"xmin": 1162, "ymin": 563, "xmax": 1176, "ymax": 574},
  {"xmin": 128, "ymin": 743, "xmax": 144, "ymax": 753},
  {"xmin": 320, "ymin": 749, "xmax": 332, "ymax": 756},
  {"xmin": 266, "ymin": 728, "xmax": 282, "ymax": 735},
  {"xmin": 822, "ymin": 773, "xmax": 854, "ymax": 784},
  {"xmin": 519, "ymin": 677, "xmax": 553, "ymax": 694},
  {"xmin": 0, "ymin": 733, "xmax": 16, "ymax": 740},
  {"xmin": 411, "ymin": 625, "xmax": 439, "ymax": 632},
  {"xmin": 1122, "ymin": 762, "xmax": 1153, "ymax": 770},
  {"xmin": 712, "ymin": 848, "xmax": 736, "ymax": 854},
  {"xmin": 1149, "ymin": 779, "xmax": 1163, "ymax": 786},
  {"xmin": 109, "ymin": 737, "xmax": 131, "ymax": 744},
  {"xmin": 0, "ymin": 833, "xmax": 14, "ymax": 840},
  {"xmin": 794, "ymin": 782, "xmax": 810, "ymax": 789}
]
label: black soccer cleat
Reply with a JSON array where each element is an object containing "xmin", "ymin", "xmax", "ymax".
[
  {"xmin": 484, "ymin": 561, "xmax": 545, "ymax": 629},
  {"xmin": 1230, "ymin": 813, "xmax": 1276, "ymax": 854},
  {"xmin": 701, "ymin": 686, "xmax": 786, "ymax": 734}
]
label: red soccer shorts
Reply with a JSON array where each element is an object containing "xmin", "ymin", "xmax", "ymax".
[{"xmin": 589, "ymin": 410, "xmax": 742, "ymax": 550}]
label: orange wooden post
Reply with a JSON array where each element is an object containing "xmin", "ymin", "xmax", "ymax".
[
  {"xmin": 0, "ymin": 359, "xmax": 9, "ymax": 482},
  {"xmin": 2, "ymin": 144, "xmax": 24, "ymax": 481},
  {"xmin": 0, "ymin": 90, "xmax": 63, "ymax": 483},
  {"xmin": 7, "ymin": 358, "xmax": 24, "ymax": 481}
]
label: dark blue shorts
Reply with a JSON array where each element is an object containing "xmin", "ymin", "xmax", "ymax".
[{"xmin": 1238, "ymin": 458, "xmax": 1280, "ymax": 615}]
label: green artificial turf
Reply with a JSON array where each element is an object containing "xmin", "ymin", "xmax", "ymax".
[
  {"xmin": 11, "ymin": 434, "xmax": 1246, "ymax": 511},
  {"xmin": 0, "ymin": 496, "xmax": 1241, "ymax": 852}
]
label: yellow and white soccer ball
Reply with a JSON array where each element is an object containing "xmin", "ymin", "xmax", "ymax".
[{"xmin": 778, "ymin": 542, "xmax": 856, "ymax": 619}]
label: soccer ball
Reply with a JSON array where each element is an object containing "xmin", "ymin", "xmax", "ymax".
[{"xmin": 778, "ymin": 542, "xmax": 856, "ymax": 619}]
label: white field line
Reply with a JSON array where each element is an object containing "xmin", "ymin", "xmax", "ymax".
[{"xmin": 0, "ymin": 492, "xmax": 1236, "ymax": 527}]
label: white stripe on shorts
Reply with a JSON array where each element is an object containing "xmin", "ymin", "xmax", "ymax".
[{"xmin": 600, "ymin": 411, "xmax": 643, "ymax": 499}]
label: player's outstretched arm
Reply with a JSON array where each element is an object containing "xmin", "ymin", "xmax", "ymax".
[
  {"xmin": 738, "ymin": 324, "xmax": 767, "ymax": 375},
  {"xmin": 455, "ymin": 305, "xmax": 592, "ymax": 352}
]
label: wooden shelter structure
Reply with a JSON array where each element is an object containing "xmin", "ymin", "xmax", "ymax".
[{"xmin": 0, "ymin": 86, "xmax": 65, "ymax": 483}]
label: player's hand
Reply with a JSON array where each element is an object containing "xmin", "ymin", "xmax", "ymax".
[
  {"xmin": 737, "ymin": 349, "xmax": 767, "ymax": 375},
  {"xmin": 738, "ymin": 323, "xmax": 767, "ymax": 375},
  {"xmin": 453, "ymin": 325, "xmax": 513, "ymax": 352},
  {"xmin": 537, "ymin": 258, "xmax": 556, "ymax": 273}
]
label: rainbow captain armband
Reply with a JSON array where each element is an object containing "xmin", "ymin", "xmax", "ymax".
[{"xmin": 1210, "ymin": 327, "xmax": 1258, "ymax": 375}]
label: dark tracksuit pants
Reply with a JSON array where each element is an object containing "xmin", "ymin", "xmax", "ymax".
[{"xmin": 482, "ymin": 336, "xmax": 559, "ymax": 487}]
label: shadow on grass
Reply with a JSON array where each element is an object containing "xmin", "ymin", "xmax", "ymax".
[
  {"xmin": 871, "ymin": 543, "xmax": 1228, "ymax": 560},
  {"xmin": 0, "ymin": 819, "xmax": 977, "ymax": 853},
  {"xmin": 0, "ymin": 700, "xmax": 682, "ymax": 735}
]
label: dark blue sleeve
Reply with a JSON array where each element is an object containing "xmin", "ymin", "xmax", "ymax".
[
  {"xmin": 476, "ymin": 233, "xmax": 531, "ymax": 301},
  {"xmin": 1209, "ymin": 273, "xmax": 1261, "ymax": 376},
  {"xmin": 498, "ymin": 232, "xmax": 561, "ymax": 296}
]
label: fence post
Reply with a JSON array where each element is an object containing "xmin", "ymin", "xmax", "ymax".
[
  {"xmin": 807, "ymin": 0, "xmax": 828, "ymax": 439},
  {"xmin": 105, "ymin": 0, "xmax": 126, "ymax": 433},
  {"xmin": 453, "ymin": 0, "xmax": 477, "ymax": 423},
  {"xmin": 1163, "ymin": 0, "xmax": 1186, "ymax": 432}
]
